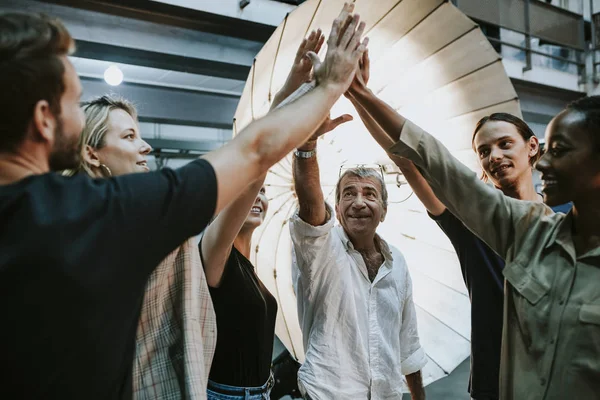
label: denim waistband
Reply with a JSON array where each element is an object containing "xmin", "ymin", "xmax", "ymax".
[{"xmin": 208, "ymin": 373, "xmax": 274, "ymax": 396}]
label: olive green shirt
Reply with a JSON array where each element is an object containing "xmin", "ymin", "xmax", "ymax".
[{"xmin": 389, "ymin": 120, "xmax": 600, "ymax": 400}]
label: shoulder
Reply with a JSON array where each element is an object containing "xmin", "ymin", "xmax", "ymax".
[
  {"xmin": 5, "ymin": 173, "xmax": 108, "ymax": 218},
  {"xmin": 385, "ymin": 242, "xmax": 409, "ymax": 271},
  {"xmin": 550, "ymin": 202, "xmax": 572, "ymax": 214},
  {"xmin": 430, "ymin": 208, "xmax": 469, "ymax": 233},
  {"xmin": 515, "ymin": 200, "xmax": 561, "ymax": 231},
  {"xmin": 289, "ymin": 202, "xmax": 336, "ymax": 239}
]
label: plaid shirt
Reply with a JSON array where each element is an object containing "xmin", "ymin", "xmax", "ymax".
[{"xmin": 133, "ymin": 237, "xmax": 216, "ymax": 399}]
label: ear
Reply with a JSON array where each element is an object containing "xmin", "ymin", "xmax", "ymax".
[
  {"xmin": 380, "ymin": 205, "xmax": 387, "ymax": 222},
  {"xmin": 334, "ymin": 203, "xmax": 341, "ymax": 224},
  {"xmin": 83, "ymin": 144, "xmax": 101, "ymax": 168},
  {"xmin": 528, "ymin": 136, "xmax": 540, "ymax": 158},
  {"xmin": 32, "ymin": 100, "xmax": 56, "ymax": 144}
]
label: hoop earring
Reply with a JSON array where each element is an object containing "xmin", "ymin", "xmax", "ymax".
[{"xmin": 100, "ymin": 164, "xmax": 112, "ymax": 177}]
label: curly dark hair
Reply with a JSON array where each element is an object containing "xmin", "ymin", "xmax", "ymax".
[{"xmin": 565, "ymin": 96, "xmax": 600, "ymax": 151}]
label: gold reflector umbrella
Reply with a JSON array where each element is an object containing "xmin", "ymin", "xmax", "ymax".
[{"xmin": 233, "ymin": 0, "xmax": 521, "ymax": 386}]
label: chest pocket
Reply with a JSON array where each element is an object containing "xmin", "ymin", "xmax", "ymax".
[
  {"xmin": 503, "ymin": 261, "xmax": 551, "ymax": 349},
  {"xmin": 574, "ymin": 303, "xmax": 600, "ymax": 366},
  {"xmin": 580, "ymin": 304, "xmax": 600, "ymax": 325},
  {"xmin": 504, "ymin": 261, "xmax": 549, "ymax": 305}
]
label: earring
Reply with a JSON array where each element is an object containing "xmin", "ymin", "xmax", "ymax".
[{"xmin": 100, "ymin": 164, "xmax": 112, "ymax": 177}]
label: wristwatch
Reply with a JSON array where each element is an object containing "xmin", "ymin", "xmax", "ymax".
[{"xmin": 294, "ymin": 148, "xmax": 316, "ymax": 159}]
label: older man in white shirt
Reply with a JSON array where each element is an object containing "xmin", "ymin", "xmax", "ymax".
[{"xmin": 290, "ymin": 116, "xmax": 427, "ymax": 398}]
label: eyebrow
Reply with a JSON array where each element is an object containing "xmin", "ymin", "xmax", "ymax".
[
  {"xmin": 549, "ymin": 133, "xmax": 570, "ymax": 143},
  {"xmin": 343, "ymin": 184, "xmax": 379, "ymax": 192},
  {"xmin": 476, "ymin": 135, "xmax": 513, "ymax": 152}
]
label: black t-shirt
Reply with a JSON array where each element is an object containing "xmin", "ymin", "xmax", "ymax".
[
  {"xmin": 430, "ymin": 204, "xmax": 570, "ymax": 400},
  {"xmin": 0, "ymin": 159, "xmax": 217, "ymax": 399},
  {"xmin": 205, "ymin": 245, "xmax": 278, "ymax": 387},
  {"xmin": 431, "ymin": 210, "xmax": 504, "ymax": 400}
]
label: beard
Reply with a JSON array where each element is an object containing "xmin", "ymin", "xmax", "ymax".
[{"xmin": 48, "ymin": 116, "xmax": 81, "ymax": 171}]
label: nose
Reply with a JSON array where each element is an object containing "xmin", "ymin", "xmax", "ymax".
[
  {"xmin": 489, "ymin": 146, "xmax": 503, "ymax": 163},
  {"xmin": 140, "ymin": 139, "xmax": 152, "ymax": 155},
  {"xmin": 535, "ymin": 151, "xmax": 549, "ymax": 173},
  {"xmin": 352, "ymin": 193, "xmax": 366, "ymax": 208}
]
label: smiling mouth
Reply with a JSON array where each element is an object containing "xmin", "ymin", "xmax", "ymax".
[
  {"xmin": 492, "ymin": 165, "xmax": 510, "ymax": 175},
  {"xmin": 250, "ymin": 206, "xmax": 263, "ymax": 214},
  {"xmin": 542, "ymin": 179, "xmax": 559, "ymax": 190},
  {"xmin": 137, "ymin": 161, "xmax": 149, "ymax": 169}
]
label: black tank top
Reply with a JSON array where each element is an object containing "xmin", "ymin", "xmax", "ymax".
[{"xmin": 206, "ymin": 245, "xmax": 278, "ymax": 387}]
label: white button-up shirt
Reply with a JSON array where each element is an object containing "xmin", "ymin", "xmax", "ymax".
[{"xmin": 290, "ymin": 204, "xmax": 427, "ymax": 400}]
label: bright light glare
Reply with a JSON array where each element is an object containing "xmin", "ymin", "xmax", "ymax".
[{"xmin": 104, "ymin": 65, "xmax": 123, "ymax": 86}]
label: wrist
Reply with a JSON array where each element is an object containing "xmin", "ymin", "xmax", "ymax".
[
  {"xmin": 350, "ymin": 84, "xmax": 370, "ymax": 99},
  {"xmin": 280, "ymin": 74, "xmax": 306, "ymax": 95},
  {"xmin": 297, "ymin": 140, "xmax": 317, "ymax": 152},
  {"xmin": 276, "ymin": 84, "xmax": 295, "ymax": 100},
  {"xmin": 318, "ymin": 79, "xmax": 346, "ymax": 97}
]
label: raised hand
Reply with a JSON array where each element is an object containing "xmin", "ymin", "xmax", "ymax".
[
  {"xmin": 346, "ymin": 49, "xmax": 370, "ymax": 98},
  {"xmin": 297, "ymin": 113, "xmax": 353, "ymax": 151},
  {"xmin": 307, "ymin": 2, "xmax": 369, "ymax": 96},
  {"xmin": 272, "ymin": 29, "xmax": 325, "ymax": 109},
  {"xmin": 287, "ymin": 29, "xmax": 325, "ymax": 90}
]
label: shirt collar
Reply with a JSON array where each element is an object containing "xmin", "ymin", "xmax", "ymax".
[
  {"xmin": 545, "ymin": 210, "xmax": 576, "ymax": 262},
  {"xmin": 546, "ymin": 209, "xmax": 600, "ymax": 261},
  {"xmin": 336, "ymin": 225, "xmax": 394, "ymax": 263}
]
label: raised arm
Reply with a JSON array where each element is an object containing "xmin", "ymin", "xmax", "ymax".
[
  {"xmin": 346, "ymin": 52, "xmax": 445, "ymax": 216},
  {"xmin": 350, "ymin": 102, "xmax": 445, "ymax": 215},
  {"xmin": 349, "ymin": 77, "xmax": 537, "ymax": 259},
  {"xmin": 203, "ymin": 3, "xmax": 367, "ymax": 216},
  {"xmin": 292, "ymin": 112, "xmax": 351, "ymax": 225},
  {"xmin": 200, "ymin": 178, "xmax": 265, "ymax": 287},
  {"xmin": 271, "ymin": 29, "xmax": 324, "ymax": 110},
  {"xmin": 201, "ymin": 31, "xmax": 326, "ymax": 287}
]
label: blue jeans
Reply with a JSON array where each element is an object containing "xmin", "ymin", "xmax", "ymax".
[{"xmin": 207, "ymin": 374, "xmax": 274, "ymax": 400}]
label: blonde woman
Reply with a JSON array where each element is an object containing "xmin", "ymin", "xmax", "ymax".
[{"xmin": 65, "ymin": 95, "xmax": 217, "ymax": 399}]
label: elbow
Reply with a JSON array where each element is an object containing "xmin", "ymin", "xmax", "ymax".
[{"xmin": 249, "ymin": 127, "xmax": 281, "ymax": 175}]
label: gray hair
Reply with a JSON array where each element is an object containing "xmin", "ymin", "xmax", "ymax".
[
  {"xmin": 335, "ymin": 167, "xmax": 388, "ymax": 208},
  {"xmin": 63, "ymin": 95, "xmax": 138, "ymax": 177}
]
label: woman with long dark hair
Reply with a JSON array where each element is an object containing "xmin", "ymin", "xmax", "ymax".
[{"xmin": 199, "ymin": 28, "xmax": 351, "ymax": 400}]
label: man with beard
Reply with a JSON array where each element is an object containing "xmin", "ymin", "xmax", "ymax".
[{"xmin": 0, "ymin": 7, "xmax": 367, "ymax": 398}]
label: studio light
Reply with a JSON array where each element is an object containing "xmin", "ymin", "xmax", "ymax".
[
  {"xmin": 233, "ymin": 0, "xmax": 521, "ymax": 387},
  {"xmin": 104, "ymin": 65, "xmax": 123, "ymax": 86}
]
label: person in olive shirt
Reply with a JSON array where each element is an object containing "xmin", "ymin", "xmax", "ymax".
[
  {"xmin": 0, "ymin": 9, "xmax": 366, "ymax": 398},
  {"xmin": 346, "ymin": 53, "xmax": 552, "ymax": 400},
  {"xmin": 348, "ymin": 69, "xmax": 600, "ymax": 400}
]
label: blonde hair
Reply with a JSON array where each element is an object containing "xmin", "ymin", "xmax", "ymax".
[{"xmin": 63, "ymin": 95, "xmax": 138, "ymax": 177}]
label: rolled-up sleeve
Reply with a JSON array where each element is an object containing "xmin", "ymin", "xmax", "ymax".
[
  {"xmin": 388, "ymin": 120, "xmax": 545, "ymax": 260},
  {"xmin": 289, "ymin": 203, "xmax": 335, "ymax": 280},
  {"xmin": 399, "ymin": 268, "xmax": 427, "ymax": 375}
]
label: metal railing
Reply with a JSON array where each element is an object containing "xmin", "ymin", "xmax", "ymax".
[
  {"xmin": 454, "ymin": 0, "xmax": 588, "ymax": 84},
  {"xmin": 590, "ymin": 0, "xmax": 600, "ymax": 82}
]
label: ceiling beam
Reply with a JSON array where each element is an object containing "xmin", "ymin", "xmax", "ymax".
[
  {"xmin": 146, "ymin": 138, "xmax": 223, "ymax": 153},
  {"xmin": 74, "ymin": 40, "xmax": 250, "ymax": 81},
  {"xmin": 81, "ymin": 77, "xmax": 239, "ymax": 129},
  {"xmin": 40, "ymin": 0, "xmax": 276, "ymax": 42}
]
